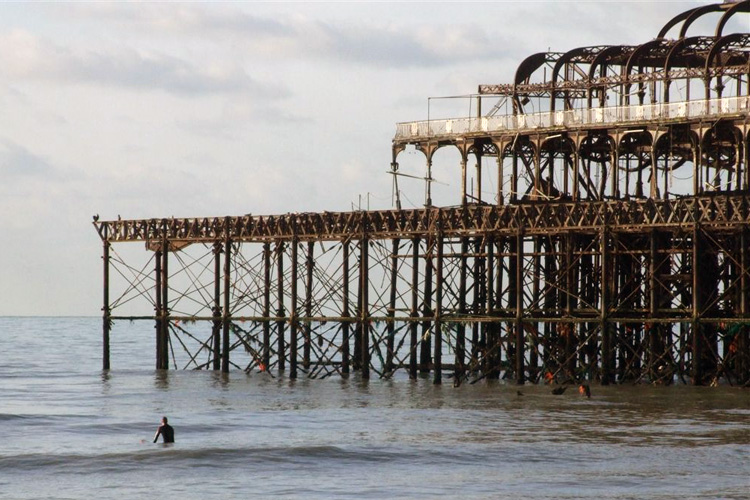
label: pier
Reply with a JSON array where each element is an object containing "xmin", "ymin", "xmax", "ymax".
[{"xmin": 94, "ymin": 1, "xmax": 750, "ymax": 386}]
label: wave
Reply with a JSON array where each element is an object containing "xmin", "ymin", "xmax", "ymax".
[{"xmin": 0, "ymin": 444, "xmax": 440, "ymax": 474}]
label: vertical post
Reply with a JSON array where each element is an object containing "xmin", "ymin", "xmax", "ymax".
[
  {"xmin": 276, "ymin": 241, "xmax": 286, "ymax": 371},
  {"xmin": 530, "ymin": 237, "xmax": 541, "ymax": 380},
  {"xmin": 544, "ymin": 238, "xmax": 557, "ymax": 380},
  {"xmin": 471, "ymin": 238, "xmax": 481, "ymax": 362},
  {"xmin": 476, "ymin": 154, "xmax": 483, "ymax": 204},
  {"xmin": 102, "ymin": 228, "xmax": 111, "ymax": 371},
  {"xmin": 353, "ymin": 241, "xmax": 362, "ymax": 371},
  {"xmin": 425, "ymin": 158, "xmax": 433, "ymax": 207},
  {"xmin": 341, "ymin": 241, "xmax": 351, "ymax": 374},
  {"xmin": 386, "ymin": 238, "xmax": 400, "ymax": 373},
  {"xmin": 410, "ymin": 237, "xmax": 420, "ymax": 379},
  {"xmin": 290, "ymin": 239, "xmax": 299, "ymax": 379},
  {"xmin": 420, "ymin": 239, "xmax": 434, "ymax": 374},
  {"xmin": 262, "ymin": 242, "xmax": 271, "ymax": 369},
  {"xmin": 496, "ymin": 237, "xmax": 506, "ymax": 374},
  {"xmin": 456, "ymin": 237, "xmax": 468, "ymax": 384},
  {"xmin": 601, "ymin": 227, "xmax": 612, "ymax": 385},
  {"xmin": 434, "ymin": 230, "xmax": 444, "ymax": 385},
  {"xmin": 741, "ymin": 228, "xmax": 748, "ymax": 383},
  {"xmin": 692, "ymin": 224, "xmax": 702, "ymax": 385},
  {"xmin": 221, "ymin": 236, "xmax": 231, "ymax": 373},
  {"xmin": 497, "ymin": 153, "xmax": 504, "ymax": 206},
  {"xmin": 486, "ymin": 235, "xmax": 498, "ymax": 378},
  {"xmin": 154, "ymin": 245, "xmax": 162, "ymax": 369},
  {"xmin": 693, "ymin": 142, "xmax": 701, "ymax": 196},
  {"xmin": 511, "ymin": 147, "xmax": 519, "ymax": 202},
  {"xmin": 571, "ymin": 148, "xmax": 581, "ymax": 201},
  {"xmin": 304, "ymin": 241, "xmax": 314, "ymax": 371},
  {"xmin": 533, "ymin": 141, "xmax": 541, "ymax": 199},
  {"xmin": 460, "ymin": 156, "xmax": 468, "ymax": 206},
  {"xmin": 212, "ymin": 243, "xmax": 222, "ymax": 370},
  {"xmin": 648, "ymin": 230, "xmax": 658, "ymax": 379},
  {"xmin": 515, "ymin": 228, "xmax": 525, "ymax": 385},
  {"xmin": 612, "ymin": 143, "xmax": 619, "ymax": 199},
  {"xmin": 507, "ymin": 234, "xmax": 518, "ymax": 379},
  {"xmin": 664, "ymin": 142, "xmax": 670, "ymax": 198},
  {"xmin": 360, "ymin": 237, "xmax": 370, "ymax": 379},
  {"xmin": 564, "ymin": 151, "xmax": 570, "ymax": 196},
  {"xmin": 160, "ymin": 236, "xmax": 170, "ymax": 370},
  {"xmin": 565, "ymin": 232, "xmax": 577, "ymax": 378}
]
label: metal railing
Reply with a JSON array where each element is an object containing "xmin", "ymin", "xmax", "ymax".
[{"xmin": 394, "ymin": 95, "xmax": 750, "ymax": 140}]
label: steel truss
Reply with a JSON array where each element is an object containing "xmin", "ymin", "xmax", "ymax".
[{"xmin": 95, "ymin": 195, "xmax": 750, "ymax": 386}]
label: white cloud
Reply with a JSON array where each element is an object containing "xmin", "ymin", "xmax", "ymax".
[
  {"xmin": 0, "ymin": 138, "xmax": 56, "ymax": 178},
  {"xmin": 0, "ymin": 29, "xmax": 289, "ymax": 97}
]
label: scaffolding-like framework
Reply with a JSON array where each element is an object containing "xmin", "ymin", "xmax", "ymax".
[{"xmin": 95, "ymin": 1, "xmax": 750, "ymax": 386}]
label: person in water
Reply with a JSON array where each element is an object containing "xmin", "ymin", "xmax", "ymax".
[{"xmin": 153, "ymin": 416, "xmax": 174, "ymax": 443}]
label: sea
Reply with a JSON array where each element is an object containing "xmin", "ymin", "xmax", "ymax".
[{"xmin": 1, "ymin": 316, "xmax": 749, "ymax": 499}]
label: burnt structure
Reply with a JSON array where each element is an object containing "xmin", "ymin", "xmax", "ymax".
[{"xmin": 95, "ymin": 1, "xmax": 750, "ymax": 386}]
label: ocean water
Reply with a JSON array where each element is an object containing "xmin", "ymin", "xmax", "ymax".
[{"xmin": 1, "ymin": 317, "xmax": 750, "ymax": 499}]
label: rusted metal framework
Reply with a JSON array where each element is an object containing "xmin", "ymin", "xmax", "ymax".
[{"xmin": 95, "ymin": 1, "xmax": 750, "ymax": 386}]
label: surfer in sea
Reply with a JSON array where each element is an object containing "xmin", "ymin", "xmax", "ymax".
[{"xmin": 153, "ymin": 416, "xmax": 175, "ymax": 443}]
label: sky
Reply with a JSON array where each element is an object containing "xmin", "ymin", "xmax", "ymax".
[{"xmin": 0, "ymin": 1, "xmax": 733, "ymax": 316}]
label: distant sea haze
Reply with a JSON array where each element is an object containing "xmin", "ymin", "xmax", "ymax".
[{"xmin": 2, "ymin": 317, "xmax": 749, "ymax": 499}]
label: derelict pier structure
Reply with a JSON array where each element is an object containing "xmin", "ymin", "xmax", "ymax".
[{"xmin": 95, "ymin": 1, "xmax": 750, "ymax": 386}]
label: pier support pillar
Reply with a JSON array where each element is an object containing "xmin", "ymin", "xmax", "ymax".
[
  {"xmin": 212, "ymin": 243, "xmax": 222, "ymax": 371},
  {"xmin": 515, "ymin": 228, "xmax": 525, "ymax": 385},
  {"xmin": 360, "ymin": 237, "xmax": 370, "ymax": 379},
  {"xmin": 386, "ymin": 238, "xmax": 400, "ymax": 374},
  {"xmin": 342, "ymin": 241, "xmax": 351, "ymax": 375},
  {"xmin": 155, "ymin": 245, "xmax": 162, "ymax": 369},
  {"xmin": 221, "ymin": 236, "xmax": 231, "ymax": 373},
  {"xmin": 601, "ymin": 228, "xmax": 613, "ymax": 385},
  {"xmin": 262, "ymin": 242, "xmax": 271, "ymax": 370},
  {"xmin": 276, "ymin": 241, "xmax": 286, "ymax": 372},
  {"xmin": 455, "ymin": 237, "xmax": 468, "ymax": 385},
  {"xmin": 102, "ymin": 231, "xmax": 110, "ymax": 371},
  {"xmin": 304, "ymin": 241, "xmax": 314, "ymax": 371},
  {"xmin": 409, "ymin": 237, "xmax": 420, "ymax": 379},
  {"xmin": 290, "ymin": 238, "xmax": 299, "ymax": 379},
  {"xmin": 161, "ymin": 240, "xmax": 169, "ymax": 370},
  {"xmin": 434, "ymin": 231, "xmax": 444, "ymax": 385},
  {"xmin": 420, "ymin": 239, "xmax": 434, "ymax": 374}
]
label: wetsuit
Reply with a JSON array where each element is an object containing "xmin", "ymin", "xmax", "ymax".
[{"xmin": 153, "ymin": 423, "xmax": 175, "ymax": 443}]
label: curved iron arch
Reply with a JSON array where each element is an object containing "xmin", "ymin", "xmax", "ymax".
[
  {"xmin": 514, "ymin": 52, "xmax": 562, "ymax": 86},
  {"xmin": 512, "ymin": 52, "xmax": 563, "ymax": 114},
  {"xmin": 679, "ymin": 4, "xmax": 727, "ymax": 39},
  {"xmin": 663, "ymin": 36, "xmax": 715, "ymax": 101},
  {"xmin": 657, "ymin": 6, "xmax": 703, "ymax": 39},
  {"xmin": 550, "ymin": 46, "xmax": 608, "ymax": 111},
  {"xmin": 705, "ymin": 33, "xmax": 750, "ymax": 98},
  {"xmin": 705, "ymin": 33, "xmax": 750, "ymax": 71},
  {"xmin": 625, "ymin": 39, "xmax": 675, "ymax": 104},
  {"xmin": 588, "ymin": 45, "xmax": 636, "ymax": 80},
  {"xmin": 716, "ymin": 0, "xmax": 750, "ymax": 37}
]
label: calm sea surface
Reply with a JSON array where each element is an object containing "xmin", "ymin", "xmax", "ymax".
[{"xmin": 1, "ymin": 317, "xmax": 749, "ymax": 499}]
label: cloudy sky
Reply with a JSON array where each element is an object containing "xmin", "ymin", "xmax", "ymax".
[{"xmin": 0, "ymin": 1, "xmax": 726, "ymax": 315}]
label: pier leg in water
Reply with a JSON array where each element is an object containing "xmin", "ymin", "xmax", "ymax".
[
  {"xmin": 434, "ymin": 232, "xmax": 443, "ymax": 385},
  {"xmin": 409, "ymin": 237, "xmax": 420, "ymax": 379},
  {"xmin": 421, "ymin": 239, "xmax": 434, "ymax": 375}
]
